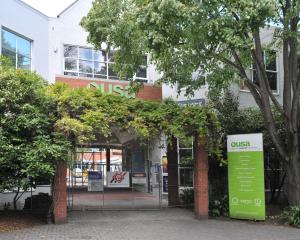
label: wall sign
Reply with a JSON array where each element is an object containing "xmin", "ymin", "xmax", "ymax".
[
  {"xmin": 107, "ymin": 171, "xmax": 130, "ymax": 188},
  {"xmin": 132, "ymin": 173, "xmax": 147, "ymax": 184},
  {"xmin": 227, "ymin": 133, "xmax": 265, "ymax": 220},
  {"xmin": 177, "ymin": 98, "xmax": 206, "ymax": 106},
  {"xmin": 88, "ymin": 171, "xmax": 103, "ymax": 192},
  {"xmin": 86, "ymin": 82, "xmax": 136, "ymax": 99}
]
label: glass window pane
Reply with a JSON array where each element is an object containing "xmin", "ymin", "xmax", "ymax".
[
  {"xmin": 266, "ymin": 51, "xmax": 276, "ymax": 71},
  {"xmin": 108, "ymin": 64, "xmax": 119, "ymax": 79},
  {"xmin": 179, "ymin": 168, "xmax": 193, "ymax": 186},
  {"xmin": 79, "ymin": 47, "xmax": 93, "ymax": 60},
  {"xmin": 65, "ymin": 58, "xmax": 77, "ymax": 71},
  {"xmin": 79, "ymin": 60, "xmax": 93, "ymax": 73},
  {"xmin": 64, "ymin": 45, "xmax": 78, "ymax": 58},
  {"xmin": 94, "ymin": 50, "xmax": 106, "ymax": 62},
  {"xmin": 79, "ymin": 73, "xmax": 93, "ymax": 78},
  {"xmin": 136, "ymin": 67, "xmax": 147, "ymax": 79},
  {"xmin": 94, "ymin": 62, "xmax": 107, "ymax": 75},
  {"xmin": 17, "ymin": 56, "xmax": 31, "ymax": 69},
  {"xmin": 95, "ymin": 74, "xmax": 106, "ymax": 79},
  {"xmin": 17, "ymin": 37, "xmax": 30, "ymax": 58},
  {"xmin": 2, "ymin": 29, "xmax": 16, "ymax": 52},
  {"xmin": 267, "ymin": 71, "xmax": 277, "ymax": 91},
  {"xmin": 1, "ymin": 48, "xmax": 16, "ymax": 67},
  {"xmin": 179, "ymin": 149, "xmax": 193, "ymax": 165},
  {"xmin": 179, "ymin": 137, "xmax": 193, "ymax": 148},
  {"xmin": 64, "ymin": 71, "xmax": 78, "ymax": 76}
]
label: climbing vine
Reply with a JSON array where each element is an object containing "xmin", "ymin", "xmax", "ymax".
[{"xmin": 47, "ymin": 83, "xmax": 222, "ymax": 159}]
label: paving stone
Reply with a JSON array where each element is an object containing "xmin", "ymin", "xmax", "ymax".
[{"xmin": 0, "ymin": 209, "xmax": 299, "ymax": 240}]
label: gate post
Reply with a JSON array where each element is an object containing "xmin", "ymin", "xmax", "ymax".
[
  {"xmin": 53, "ymin": 162, "xmax": 67, "ymax": 224},
  {"xmin": 194, "ymin": 136, "xmax": 209, "ymax": 219}
]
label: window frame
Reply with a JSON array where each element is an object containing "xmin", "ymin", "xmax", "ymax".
[
  {"xmin": 1, "ymin": 26, "xmax": 32, "ymax": 70},
  {"xmin": 241, "ymin": 51, "xmax": 279, "ymax": 95},
  {"xmin": 63, "ymin": 44, "xmax": 148, "ymax": 82}
]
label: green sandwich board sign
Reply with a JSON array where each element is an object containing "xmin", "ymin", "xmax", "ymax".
[{"xmin": 227, "ymin": 133, "xmax": 265, "ymax": 220}]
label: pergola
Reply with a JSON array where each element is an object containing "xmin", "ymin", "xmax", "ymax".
[{"xmin": 49, "ymin": 84, "xmax": 218, "ymax": 223}]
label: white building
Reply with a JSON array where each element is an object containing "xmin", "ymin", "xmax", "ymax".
[{"xmin": 0, "ymin": 0, "xmax": 283, "ymax": 209}]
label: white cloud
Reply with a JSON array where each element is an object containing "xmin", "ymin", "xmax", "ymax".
[{"xmin": 21, "ymin": 0, "xmax": 77, "ymax": 17}]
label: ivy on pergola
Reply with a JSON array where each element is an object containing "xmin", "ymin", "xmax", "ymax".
[{"xmin": 48, "ymin": 83, "xmax": 220, "ymax": 154}]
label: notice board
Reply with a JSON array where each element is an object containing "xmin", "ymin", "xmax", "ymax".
[{"xmin": 227, "ymin": 133, "xmax": 265, "ymax": 220}]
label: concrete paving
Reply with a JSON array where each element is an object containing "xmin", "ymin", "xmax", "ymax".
[{"xmin": 0, "ymin": 209, "xmax": 299, "ymax": 240}]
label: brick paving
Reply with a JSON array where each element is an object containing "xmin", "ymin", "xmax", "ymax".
[{"xmin": 0, "ymin": 209, "xmax": 299, "ymax": 240}]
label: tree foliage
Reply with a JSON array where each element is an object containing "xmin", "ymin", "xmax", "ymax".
[
  {"xmin": 48, "ymin": 83, "xmax": 221, "ymax": 157},
  {"xmin": 81, "ymin": 0, "xmax": 300, "ymax": 205},
  {"xmin": 0, "ymin": 59, "xmax": 70, "ymax": 197}
]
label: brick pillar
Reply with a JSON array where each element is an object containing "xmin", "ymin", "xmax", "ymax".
[
  {"xmin": 167, "ymin": 136, "xmax": 180, "ymax": 206},
  {"xmin": 194, "ymin": 136, "xmax": 209, "ymax": 219},
  {"xmin": 53, "ymin": 162, "xmax": 67, "ymax": 224}
]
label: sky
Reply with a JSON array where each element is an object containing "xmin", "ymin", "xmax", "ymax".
[{"xmin": 22, "ymin": 0, "xmax": 77, "ymax": 17}]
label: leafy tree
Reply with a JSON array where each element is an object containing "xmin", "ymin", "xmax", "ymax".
[
  {"xmin": 212, "ymin": 91, "xmax": 286, "ymax": 203},
  {"xmin": 81, "ymin": 0, "xmax": 300, "ymax": 205},
  {"xmin": 0, "ymin": 57, "xmax": 70, "ymax": 210}
]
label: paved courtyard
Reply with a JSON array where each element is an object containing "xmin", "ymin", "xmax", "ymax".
[{"xmin": 0, "ymin": 209, "xmax": 299, "ymax": 240}]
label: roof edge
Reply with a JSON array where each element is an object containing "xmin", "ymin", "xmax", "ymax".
[
  {"xmin": 16, "ymin": 0, "xmax": 49, "ymax": 19},
  {"xmin": 57, "ymin": 0, "xmax": 80, "ymax": 18}
]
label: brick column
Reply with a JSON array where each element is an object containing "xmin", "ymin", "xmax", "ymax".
[
  {"xmin": 194, "ymin": 136, "xmax": 209, "ymax": 219},
  {"xmin": 52, "ymin": 162, "xmax": 67, "ymax": 224}
]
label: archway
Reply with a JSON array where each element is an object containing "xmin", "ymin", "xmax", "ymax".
[{"xmin": 50, "ymin": 85, "xmax": 218, "ymax": 223}]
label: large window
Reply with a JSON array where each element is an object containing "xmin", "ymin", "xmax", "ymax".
[
  {"xmin": 241, "ymin": 51, "xmax": 278, "ymax": 92},
  {"xmin": 64, "ymin": 45, "xmax": 148, "ymax": 82},
  {"xmin": 1, "ymin": 28, "xmax": 31, "ymax": 69}
]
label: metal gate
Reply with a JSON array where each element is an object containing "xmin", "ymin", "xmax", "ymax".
[{"xmin": 67, "ymin": 151, "xmax": 164, "ymax": 210}]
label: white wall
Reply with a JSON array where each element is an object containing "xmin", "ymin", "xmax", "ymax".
[
  {"xmin": 47, "ymin": 0, "xmax": 209, "ymax": 101},
  {"xmin": 0, "ymin": 185, "xmax": 51, "ymax": 210},
  {"xmin": 47, "ymin": 0, "xmax": 93, "ymax": 83},
  {"xmin": 0, "ymin": 0, "xmax": 50, "ymax": 80}
]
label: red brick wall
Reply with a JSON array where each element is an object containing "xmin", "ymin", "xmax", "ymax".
[
  {"xmin": 52, "ymin": 162, "xmax": 67, "ymax": 224},
  {"xmin": 55, "ymin": 76, "xmax": 162, "ymax": 101},
  {"xmin": 194, "ymin": 137, "xmax": 209, "ymax": 219}
]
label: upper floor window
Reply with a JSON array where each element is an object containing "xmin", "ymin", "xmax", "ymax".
[
  {"xmin": 64, "ymin": 45, "xmax": 148, "ymax": 82},
  {"xmin": 241, "ymin": 51, "xmax": 278, "ymax": 92},
  {"xmin": 1, "ymin": 28, "xmax": 31, "ymax": 69}
]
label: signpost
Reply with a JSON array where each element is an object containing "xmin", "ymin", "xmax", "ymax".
[{"xmin": 227, "ymin": 133, "xmax": 265, "ymax": 220}]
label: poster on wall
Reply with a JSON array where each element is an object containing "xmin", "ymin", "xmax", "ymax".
[
  {"xmin": 227, "ymin": 133, "xmax": 265, "ymax": 220},
  {"xmin": 88, "ymin": 171, "xmax": 103, "ymax": 191},
  {"xmin": 162, "ymin": 156, "xmax": 168, "ymax": 194},
  {"xmin": 132, "ymin": 173, "xmax": 147, "ymax": 184},
  {"xmin": 107, "ymin": 171, "xmax": 130, "ymax": 188}
]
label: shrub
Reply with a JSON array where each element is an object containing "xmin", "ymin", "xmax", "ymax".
[
  {"xmin": 209, "ymin": 195, "xmax": 229, "ymax": 217},
  {"xmin": 284, "ymin": 205, "xmax": 300, "ymax": 228},
  {"xmin": 179, "ymin": 188, "xmax": 194, "ymax": 207}
]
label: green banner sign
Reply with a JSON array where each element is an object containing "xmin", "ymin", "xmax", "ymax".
[{"xmin": 227, "ymin": 133, "xmax": 265, "ymax": 220}]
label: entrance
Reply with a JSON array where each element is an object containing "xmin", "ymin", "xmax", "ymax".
[{"xmin": 67, "ymin": 148, "xmax": 165, "ymax": 210}]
